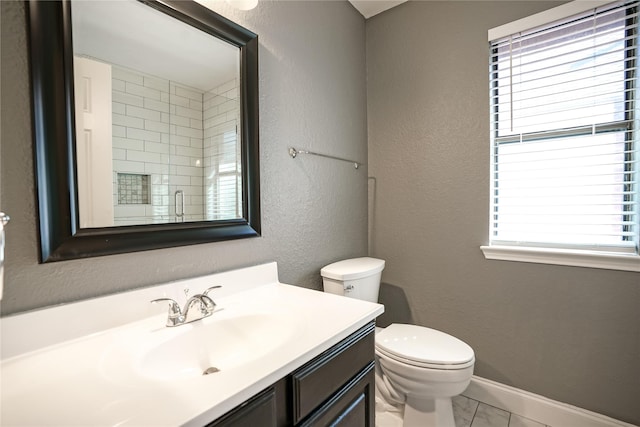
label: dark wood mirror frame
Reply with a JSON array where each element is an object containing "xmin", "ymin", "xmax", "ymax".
[{"xmin": 27, "ymin": 0, "xmax": 260, "ymax": 263}]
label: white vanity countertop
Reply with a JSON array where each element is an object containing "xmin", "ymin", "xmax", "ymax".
[{"xmin": 0, "ymin": 263, "xmax": 384, "ymax": 426}]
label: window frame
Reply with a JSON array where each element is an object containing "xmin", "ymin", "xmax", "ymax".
[{"xmin": 481, "ymin": 0, "xmax": 640, "ymax": 272}]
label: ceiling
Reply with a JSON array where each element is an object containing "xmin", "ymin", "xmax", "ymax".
[
  {"xmin": 72, "ymin": 0, "xmax": 238, "ymax": 92},
  {"xmin": 348, "ymin": 0, "xmax": 408, "ymax": 19},
  {"xmin": 71, "ymin": 0, "xmax": 407, "ymax": 91}
]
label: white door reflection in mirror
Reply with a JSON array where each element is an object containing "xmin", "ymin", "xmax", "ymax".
[
  {"xmin": 71, "ymin": 0, "xmax": 241, "ymax": 228},
  {"xmin": 74, "ymin": 56, "xmax": 114, "ymax": 228}
]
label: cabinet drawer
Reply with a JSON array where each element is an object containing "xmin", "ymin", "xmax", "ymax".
[
  {"xmin": 299, "ymin": 361, "xmax": 375, "ymax": 427},
  {"xmin": 206, "ymin": 386, "xmax": 276, "ymax": 427},
  {"xmin": 292, "ymin": 322, "xmax": 375, "ymax": 424}
]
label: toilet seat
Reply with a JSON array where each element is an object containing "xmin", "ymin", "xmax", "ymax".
[{"xmin": 375, "ymin": 324, "xmax": 475, "ymax": 370}]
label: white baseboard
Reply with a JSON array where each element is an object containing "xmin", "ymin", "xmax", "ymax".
[{"xmin": 463, "ymin": 376, "xmax": 638, "ymax": 427}]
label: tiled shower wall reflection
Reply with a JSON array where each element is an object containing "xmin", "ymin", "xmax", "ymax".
[{"xmin": 111, "ymin": 65, "xmax": 239, "ymax": 225}]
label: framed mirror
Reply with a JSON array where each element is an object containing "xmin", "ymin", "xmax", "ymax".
[{"xmin": 28, "ymin": 0, "xmax": 260, "ymax": 262}]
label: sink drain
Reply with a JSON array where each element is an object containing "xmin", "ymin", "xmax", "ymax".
[{"xmin": 203, "ymin": 367, "xmax": 220, "ymax": 375}]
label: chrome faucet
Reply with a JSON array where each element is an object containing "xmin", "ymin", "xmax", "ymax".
[{"xmin": 151, "ymin": 286, "xmax": 221, "ymax": 327}]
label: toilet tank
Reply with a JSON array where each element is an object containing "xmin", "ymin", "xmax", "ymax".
[{"xmin": 320, "ymin": 257, "xmax": 385, "ymax": 303}]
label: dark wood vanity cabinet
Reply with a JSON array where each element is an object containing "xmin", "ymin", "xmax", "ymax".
[
  {"xmin": 296, "ymin": 362, "xmax": 375, "ymax": 427},
  {"xmin": 207, "ymin": 322, "xmax": 376, "ymax": 427},
  {"xmin": 292, "ymin": 323, "xmax": 375, "ymax": 426},
  {"xmin": 207, "ymin": 387, "xmax": 278, "ymax": 427}
]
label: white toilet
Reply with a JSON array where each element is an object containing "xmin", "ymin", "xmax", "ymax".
[{"xmin": 321, "ymin": 257, "xmax": 475, "ymax": 427}]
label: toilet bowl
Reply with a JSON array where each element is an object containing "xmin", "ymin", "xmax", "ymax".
[
  {"xmin": 375, "ymin": 323, "xmax": 475, "ymax": 427},
  {"xmin": 321, "ymin": 258, "xmax": 475, "ymax": 427}
]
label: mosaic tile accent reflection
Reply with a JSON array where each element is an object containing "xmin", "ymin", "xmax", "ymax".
[{"xmin": 117, "ymin": 173, "xmax": 150, "ymax": 205}]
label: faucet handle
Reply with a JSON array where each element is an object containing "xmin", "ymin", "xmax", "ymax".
[
  {"xmin": 199, "ymin": 294, "xmax": 217, "ymax": 312},
  {"xmin": 151, "ymin": 298, "xmax": 185, "ymax": 327},
  {"xmin": 151, "ymin": 298, "xmax": 182, "ymax": 316},
  {"xmin": 201, "ymin": 286, "xmax": 221, "ymax": 312},
  {"xmin": 151, "ymin": 296, "xmax": 179, "ymax": 304},
  {"xmin": 203, "ymin": 285, "xmax": 222, "ymax": 297}
]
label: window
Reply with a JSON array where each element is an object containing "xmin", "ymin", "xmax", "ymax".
[
  {"xmin": 206, "ymin": 128, "xmax": 243, "ymax": 220},
  {"xmin": 482, "ymin": 1, "xmax": 640, "ymax": 271}
]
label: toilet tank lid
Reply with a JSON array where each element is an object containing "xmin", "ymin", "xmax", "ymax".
[{"xmin": 321, "ymin": 257, "xmax": 385, "ymax": 281}]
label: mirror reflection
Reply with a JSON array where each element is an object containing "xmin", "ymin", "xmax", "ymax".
[{"xmin": 71, "ymin": 0, "xmax": 242, "ymax": 227}]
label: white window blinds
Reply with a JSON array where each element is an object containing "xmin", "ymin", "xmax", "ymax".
[
  {"xmin": 489, "ymin": 0, "xmax": 639, "ymax": 255},
  {"xmin": 206, "ymin": 128, "xmax": 242, "ymax": 220}
]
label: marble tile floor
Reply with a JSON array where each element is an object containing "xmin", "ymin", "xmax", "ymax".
[
  {"xmin": 376, "ymin": 394, "xmax": 551, "ymax": 427},
  {"xmin": 453, "ymin": 394, "xmax": 550, "ymax": 427}
]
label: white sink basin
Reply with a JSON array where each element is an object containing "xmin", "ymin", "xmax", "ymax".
[
  {"xmin": 2, "ymin": 264, "xmax": 384, "ymax": 426},
  {"xmin": 136, "ymin": 310, "xmax": 297, "ymax": 380}
]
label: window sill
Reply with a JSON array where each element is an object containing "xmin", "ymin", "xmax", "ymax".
[{"xmin": 480, "ymin": 245, "xmax": 640, "ymax": 272}]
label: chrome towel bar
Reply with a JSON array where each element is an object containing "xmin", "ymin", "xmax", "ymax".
[{"xmin": 288, "ymin": 147, "xmax": 363, "ymax": 169}]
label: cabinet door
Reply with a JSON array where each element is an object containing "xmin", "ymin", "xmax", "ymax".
[
  {"xmin": 206, "ymin": 387, "xmax": 276, "ymax": 427},
  {"xmin": 298, "ymin": 361, "xmax": 375, "ymax": 427},
  {"xmin": 292, "ymin": 324, "xmax": 375, "ymax": 423}
]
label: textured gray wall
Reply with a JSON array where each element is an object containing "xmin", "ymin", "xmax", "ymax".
[
  {"xmin": 4, "ymin": 0, "xmax": 640, "ymax": 423},
  {"xmin": 0, "ymin": 0, "xmax": 368, "ymax": 315},
  {"xmin": 367, "ymin": 2, "xmax": 640, "ymax": 424}
]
